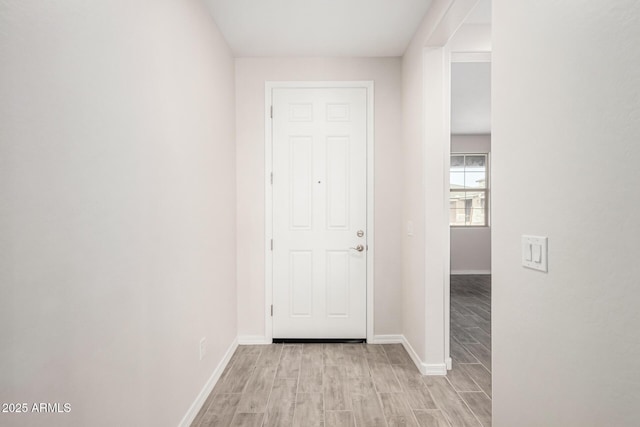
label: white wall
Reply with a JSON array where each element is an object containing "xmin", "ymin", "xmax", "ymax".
[
  {"xmin": 450, "ymin": 62, "xmax": 491, "ymax": 134},
  {"xmin": 235, "ymin": 57, "xmax": 403, "ymax": 340},
  {"xmin": 450, "ymin": 228, "xmax": 490, "ymax": 273},
  {"xmin": 401, "ymin": 42, "xmax": 427, "ymax": 363},
  {"xmin": 401, "ymin": 0, "xmax": 486, "ymax": 373},
  {"xmin": 451, "ymin": 134, "xmax": 490, "ymax": 153},
  {"xmin": 450, "ymin": 134, "xmax": 491, "ymax": 274},
  {"xmin": 402, "ymin": 0, "xmax": 451, "ymax": 372},
  {"xmin": 493, "ymin": 1, "xmax": 640, "ymax": 425},
  {"xmin": 0, "ymin": 1, "xmax": 237, "ymax": 426},
  {"xmin": 449, "ymin": 24, "xmax": 491, "ymax": 52}
]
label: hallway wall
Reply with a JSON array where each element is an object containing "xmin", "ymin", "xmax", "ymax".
[
  {"xmin": 401, "ymin": 40, "xmax": 427, "ymax": 363},
  {"xmin": 400, "ymin": 0, "xmax": 460, "ymax": 370},
  {"xmin": 0, "ymin": 1, "xmax": 237, "ymax": 426},
  {"xmin": 493, "ymin": 1, "xmax": 640, "ymax": 425},
  {"xmin": 235, "ymin": 57, "xmax": 403, "ymax": 340}
]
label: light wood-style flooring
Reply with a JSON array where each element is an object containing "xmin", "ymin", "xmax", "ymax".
[{"xmin": 192, "ymin": 275, "xmax": 491, "ymax": 426}]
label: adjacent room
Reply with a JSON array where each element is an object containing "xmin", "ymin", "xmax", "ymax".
[{"xmin": 447, "ymin": 7, "xmax": 493, "ymax": 419}]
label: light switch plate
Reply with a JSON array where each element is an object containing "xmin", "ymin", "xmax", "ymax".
[{"xmin": 522, "ymin": 235, "xmax": 548, "ymax": 272}]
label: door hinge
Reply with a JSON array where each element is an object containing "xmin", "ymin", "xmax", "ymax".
[
  {"xmin": 270, "ymin": 305, "xmax": 273, "ymax": 316},
  {"xmin": 270, "ymin": 239, "xmax": 273, "ymax": 251},
  {"xmin": 270, "ymin": 106, "xmax": 273, "ymax": 119},
  {"xmin": 270, "ymin": 172, "xmax": 273, "ymax": 185}
]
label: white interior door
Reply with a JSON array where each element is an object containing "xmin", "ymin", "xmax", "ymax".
[{"xmin": 272, "ymin": 87, "xmax": 368, "ymax": 339}]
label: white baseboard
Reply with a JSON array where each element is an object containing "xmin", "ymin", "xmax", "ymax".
[
  {"xmin": 178, "ymin": 337, "xmax": 238, "ymax": 427},
  {"xmin": 398, "ymin": 335, "xmax": 428, "ymax": 375},
  {"xmin": 369, "ymin": 334, "xmax": 404, "ymax": 344},
  {"xmin": 451, "ymin": 269, "xmax": 491, "ymax": 275},
  {"xmin": 373, "ymin": 335, "xmax": 450, "ymax": 376},
  {"xmin": 237, "ymin": 335, "xmax": 271, "ymax": 345},
  {"xmin": 424, "ymin": 363, "xmax": 448, "ymax": 375},
  {"xmin": 446, "ymin": 356, "xmax": 452, "ymax": 371},
  {"xmin": 372, "ymin": 335, "xmax": 447, "ymax": 376}
]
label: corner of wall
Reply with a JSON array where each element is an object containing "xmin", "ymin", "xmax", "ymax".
[{"xmin": 178, "ymin": 337, "xmax": 239, "ymax": 427}]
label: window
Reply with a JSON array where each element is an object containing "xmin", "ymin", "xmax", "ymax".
[{"xmin": 450, "ymin": 153, "xmax": 488, "ymax": 226}]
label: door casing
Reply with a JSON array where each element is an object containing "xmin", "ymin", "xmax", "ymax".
[{"xmin": 264, "ymin": 81, "xmax": 375, "ymax": 342}]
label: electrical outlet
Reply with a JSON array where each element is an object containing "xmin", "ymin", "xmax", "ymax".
[{"xmin": 199, "ymin": 337, "xmax": 207, "ymax": 360}]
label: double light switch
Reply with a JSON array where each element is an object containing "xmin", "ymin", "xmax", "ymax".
[{"xmin": 522, "ymin": 235, "xmax": 548, "ymax": 272}]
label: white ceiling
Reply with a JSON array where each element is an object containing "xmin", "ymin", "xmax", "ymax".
[
  {"xmin": 451, "ymin": 62, "xmax": 491, "ymax": 134},
  {"xmin": 204, "ymin": 0, "xmax": 434, "ymax": 57},
  {"xmin": 204, "ymin": 0, "xmax": 491, "ymax": 132}
]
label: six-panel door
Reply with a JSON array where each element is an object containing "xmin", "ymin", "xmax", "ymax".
[{"xmin": 272, "ymin": 87, "xmax": 367, "ymax": 339}]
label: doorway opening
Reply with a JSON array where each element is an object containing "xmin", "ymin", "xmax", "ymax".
[{"xmin": 447, "ymin": 2, "xmax": 493, "ymax": 411}]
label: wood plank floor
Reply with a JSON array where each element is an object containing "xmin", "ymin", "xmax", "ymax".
[
  {"xmin": 449, "ymin": 274, "xmax": 492, "ymax": 426},
  {"xmin": 192, "ymin": 275, "xmax": 491, "ymax": 426}
]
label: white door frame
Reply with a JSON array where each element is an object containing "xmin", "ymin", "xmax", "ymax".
[{"xmin": 264, "ymin": 81, "xmax": 375, "ymax": 342}]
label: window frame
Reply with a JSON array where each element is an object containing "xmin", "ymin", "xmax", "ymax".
[{"xmin": 450, "ymin": 152, "xmax": 490, "ymax": 228}]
